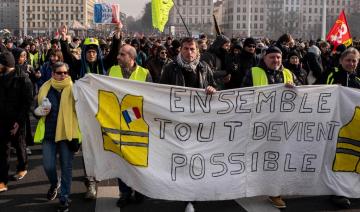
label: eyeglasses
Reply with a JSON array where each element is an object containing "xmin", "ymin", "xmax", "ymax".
[
  {"xmin": 55, "ymin": 71, "xmax": 68, "ymax": 75},
  {"xmin": 160, "ymin": 51, "xmax": 167, "ymax": 55},
  {"xmin": 247, "ymin": 45, "xmax": 256, "ymax": 48}
]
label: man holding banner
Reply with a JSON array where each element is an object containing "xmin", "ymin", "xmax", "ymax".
[
  {"xmin": 160, "ymin": 37, "xmax": 216, "ymax": 212},
  {"xmin": 108, "ymin": 44, "xmax": 152, "ymax": 208},
  {"xmin": 242, "ymin": 46, "xmax": 300, "ymax": 209}
]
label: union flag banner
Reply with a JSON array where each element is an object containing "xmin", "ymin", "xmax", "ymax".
[
  {"xmin": 152, "ymin": 0, "xmax": 174, "ymax": 32},
  {"xmin": 326, "ymin": 10, "xmax": 352, "ymax": 47}
]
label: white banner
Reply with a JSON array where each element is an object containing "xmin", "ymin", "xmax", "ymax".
[{"xmin": 73, "ymin": 74, "xmax": 360, "ymax": 201}]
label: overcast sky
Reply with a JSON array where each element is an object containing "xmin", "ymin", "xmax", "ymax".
[
  {"xmin": 107, "ymin": 0, "xmax": 216, "ymax": 18},
  {"xmin": 106, "ymin": 0, "xmax": 150, "ymax": 18}
]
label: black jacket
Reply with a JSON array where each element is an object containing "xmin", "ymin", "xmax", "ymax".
[
  {"xmin": 325, "ymin": 66, "xmax": 360, "ymax": 89},
  {"xmin": 60, "ymin": 36, "xmax": 120, "ymax": 80},
  {"xmin": 0, "ymin": 68, "xmax": 33, "ymax": 126},
  {"xmin": 225, "ymin": 51, "xmax": 260, "ymax": 89},
  {"xmin": 159, "ymin": 60, "xmax": 216, "ymax": 89}
]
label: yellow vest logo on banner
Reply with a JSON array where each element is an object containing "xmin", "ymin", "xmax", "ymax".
[
  {"xmin": 333, "ymin": 106, "xmax": 360, "ymax": 174},
  {"xmin": 96, "ymin": 90, "xmax": 149, "ymax": 167}
]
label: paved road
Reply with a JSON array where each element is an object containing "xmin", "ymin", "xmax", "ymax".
[{"xmin": 1, "ymin": 145, "xmax": 360, "ymax": 212}]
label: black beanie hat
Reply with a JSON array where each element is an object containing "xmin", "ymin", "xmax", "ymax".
[
  {"xmin": 288, "ymin": 50, "xmax": 300, "ymax": 59},
  {"xmin": 0, "ymin": 51, "xmax": 15, "ymax": 68},
  {"xmin": 265, "ymin": 46, "xmax": 282, "ymax": 56},
  {"xmin": 12, "ymin": 48, "xmax": 26, "ymax": 64},
  {"xmin": 243, "ymin": 37, "xmax": 256, "ymax": 47}
]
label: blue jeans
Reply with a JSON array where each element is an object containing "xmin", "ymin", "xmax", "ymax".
[{"xmin": 42, "ymin": 140, "xmax": 74, "ymax": 202}]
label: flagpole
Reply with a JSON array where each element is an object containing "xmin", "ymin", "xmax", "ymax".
[
  {"xmin": 246, "ymin": 0, "xmax": 251, "ymax": 37},
  {"xmin": 321, "ymin": 0, "xmax": 327, "ymax": 40},
  {"xmin": 171, "ymin": 0, "xmax": 191, "ymax": 37}
]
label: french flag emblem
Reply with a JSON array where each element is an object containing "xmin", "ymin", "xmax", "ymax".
[{"xmin": 122, "ymin": 107, "xmax": 142, "ymax": 124}]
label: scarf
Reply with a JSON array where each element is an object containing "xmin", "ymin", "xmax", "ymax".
[
  {"xmin": 176, "ymin": 54, "xmax": 200, "ymax": 73},
  {"xmin": 38, "ymin": 77, "xmax": 80, "ymax": 142}
]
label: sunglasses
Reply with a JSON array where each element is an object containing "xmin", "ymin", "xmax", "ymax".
[
  {"xmin": 55, "ymin": 71, "xmax": 68, "ymax": 75},
  {"xmin": 160, "ymin": 51, "xmax": 167, "ymax": 55},
  {"xmin": 247, "ymin": 45, "xmax": 256, "ymax": 48}
]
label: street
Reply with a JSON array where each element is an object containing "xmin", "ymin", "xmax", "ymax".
[{"xmin": 1, "ymin": 145, "xmax": 360, "ymax": 212}]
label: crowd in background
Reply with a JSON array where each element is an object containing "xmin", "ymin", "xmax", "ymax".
[{"xmin": 1, "ymin": 26, "xmax": 360, "ymax": 212}]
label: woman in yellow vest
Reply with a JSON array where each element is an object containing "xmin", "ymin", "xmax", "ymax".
[{"xmin": 34, "ymin": 62, "xmax": 80, "ymax": 212}]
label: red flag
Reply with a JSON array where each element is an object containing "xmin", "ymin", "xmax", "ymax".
[{"xmin": 326, "ymin": 10, "xmax": 352, "ymax": 48}]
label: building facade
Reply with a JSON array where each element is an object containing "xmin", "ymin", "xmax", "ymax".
[
  {"xmin": 219, "ymin": 0, "xmax": 353, "ymax": 39},
  {"xmin": 0, "ymin": 0, "xmax": 20, "ymax": 35},
  {"xmin": 17, "ymin": 0, "xmax": 96, "ymax": 36},
  {"xmin": 169, "ymin": 0, "xmax": 214, "ymax": 37}
]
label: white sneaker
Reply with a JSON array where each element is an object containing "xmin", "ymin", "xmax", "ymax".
[{"xmin": 185, "ymin": 202, "xmax": 195, "ymax": 212}]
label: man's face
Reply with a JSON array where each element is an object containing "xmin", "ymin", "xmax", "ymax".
[
  {"xmin": 320, "ymin": 45, "xmax": 330, "ymax": 54},
  {"xmin": 52, "ymin": 65, "xmax": 69, "ymax": 81},
  {"xmin": 159, "ymin": 50, "xmax": 168, "ymax": 59},
  {"xmin": 244, "ymin": 44, "xmax": 256, "ymax": 54},
  {"xmin": 264, "ymin": 53, "xmax": 282, "ymax": 70},
  {"xmin": 86, "ymin": 49, "xmax": 97, "ymax": 63},
  {"xmin": 180, "ymin": 41, "xmax": 198, "ymax": 63},
  {"xmin": 340, "ymin": 53, "xmax": 359, "ymax": 73},
  {"xmin": 222, "ymin": 42, "xmax": 231, "ymax": 52},
  {"xmin": 5, "ymin": 42, "xmax": 13, "ymax": 49},
  {"xmin": 117, "ymin": 47, "xmax": 132, "ymax": 68}
]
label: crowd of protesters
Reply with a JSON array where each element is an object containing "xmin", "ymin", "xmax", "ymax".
[{"xmin": 1, "ymin": 25, "xmax": 360, "ymax": 212}]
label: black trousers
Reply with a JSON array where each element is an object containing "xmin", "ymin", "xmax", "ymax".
[{"xmin": 0, "ymin": 120, "xmax": 28, "ymax": 184}]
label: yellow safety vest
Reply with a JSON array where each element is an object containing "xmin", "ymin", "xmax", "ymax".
[
  {"xmin": 32, "ymin": 52, "xmax": 40, "ymax": 70},
  {"xmin": 34, "ymin": 117, "xmax": 82, "ymax": 144},
  {"xmin": 326, "ymin": 67, "xmax": 339, "ymax": 85},
  {"xmin": 108, "ymin": 65, "xmax": 149, "ymax": 82},
  {"xmin": 251, "ymin": 67, "xmax": 294, "ymax": 86}
]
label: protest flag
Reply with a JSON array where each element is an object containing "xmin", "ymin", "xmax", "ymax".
[
  {"xmin": 326, "ymin": 10, "xmax": 352, "ymax": 48},
  {"xmin": 151, "ymin": 0, "xmax": 174, "ymax": 32}
]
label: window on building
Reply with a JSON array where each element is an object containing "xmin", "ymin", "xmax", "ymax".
[{"xmin": 254, "ymin": 15, "xmax": 257, "ymax": 21}]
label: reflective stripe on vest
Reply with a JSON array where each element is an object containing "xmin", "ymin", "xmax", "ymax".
[
  {"xmin": 251, "ymin": 67, "xmax": 294, "ymax": 86},
  {"xmin": 108, "ymin": 65, "xmax": 149, "ymax": 82},
  {"xmin": 326, "ymin": 67, "xmax": 339, "ymax": 85}
]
